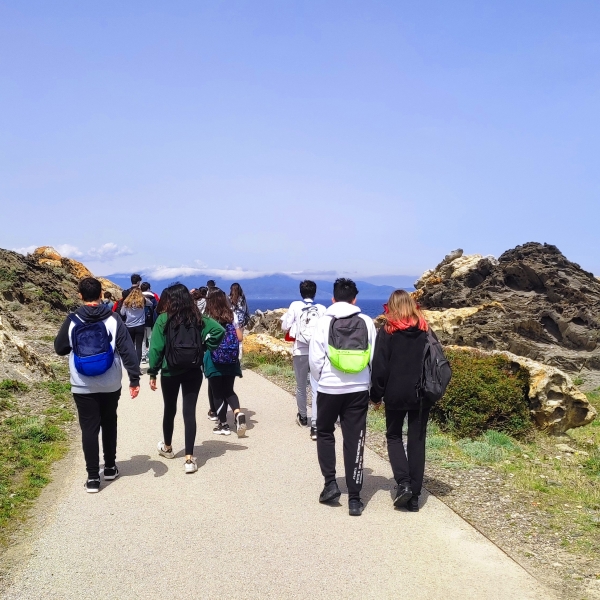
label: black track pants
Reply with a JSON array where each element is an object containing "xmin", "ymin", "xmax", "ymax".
[
  {"xmin": 73, "ymin": 389, "xmax": 121, "ymax": 479},
  {"xmin": 208, "ymin": 376, "xmax": 240, "ymax": 424},
  {"xmin": 161, "ymin": 369, "xmax": 203, "ymax": 455},
  {"xmin": 316, "ymin": 390, "xmax": 368, "ymax": 501},
  {"xmin": 386, "ymin": 407, "xmax": 430, "ymax": 495},
  {"xmin": 127, "ymin": 325, "xmax": 145, "ymax": 365}
]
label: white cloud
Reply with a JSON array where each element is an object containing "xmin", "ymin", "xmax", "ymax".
[
  {"xmin": 55, "ymin": 244, "xmax": 84, "ymax": 258},
  {"xmin": 13, "ymin": 245, "xmax": 38, "ymax": 255},
  {"xmin": 13, "ymin": 242, "xmax": 134, "ymax": 263},
  {"xmin": 146, "ymin": 266, "xmax": 270, "ymax": 281}
]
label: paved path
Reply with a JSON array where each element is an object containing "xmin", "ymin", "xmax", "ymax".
[{"xmin": 1, "ymin": 370, "xmax": 554, "ymax": 599}]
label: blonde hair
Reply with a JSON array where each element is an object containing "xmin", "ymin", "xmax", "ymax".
[
  {"xmin": 123, "ymin": 286, "xmax": 145, "ymax": 309},
  {"xmin": 384, "ymin": 289, "xmax": 428, "ymax": 333}
]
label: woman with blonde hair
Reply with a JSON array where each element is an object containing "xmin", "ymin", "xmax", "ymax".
[
  {"xmin": 370, "ymin": 289, "xmax": 431, "ymax": 512},
  {"xmin": 120, "ymin": 286, "xmax": 147, "ymax": 364}
]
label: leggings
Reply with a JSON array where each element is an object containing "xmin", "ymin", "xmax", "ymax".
[
  {"xmin": 208, "ymin": 376, "xmax": 240, "ymax": 424},
  {"xmin": 161, "ymin": 369, "xmax": 203, "ymax": 455},
  {"xmin": 127, "ymin": 325, "xmax": 145, "ymax": 365}
]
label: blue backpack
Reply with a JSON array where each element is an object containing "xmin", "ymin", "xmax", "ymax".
[
  {"xmin": 211, "ymin": 323, "xmax": 239, "ymax": 365},
  {"xmin": 68, "ymin": 314, "xmax": 115, "ymax": 376}
]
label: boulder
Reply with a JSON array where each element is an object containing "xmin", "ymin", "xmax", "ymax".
[
  {"xmin": 447, "ymin": 346, "xmax": 596, "ymax": 434},
  {"xmin": 243, "ymin": 333, "xmax": 292, "ymax": 358},
  {"xmin": 415, "ymin": 243, "xmax": 600, "ymax": 382},
  {"xmin": 246, "ymin": 309, "xmax": 288, "ymax": 339}
]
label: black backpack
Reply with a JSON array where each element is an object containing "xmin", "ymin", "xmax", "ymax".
[
  {"xmin": 164, "ymin": 319, "xmax": 204, "ymax": 369},
  {"xmin": 416, "ymin": 329, "xmax": 452, "ymax": 405}
]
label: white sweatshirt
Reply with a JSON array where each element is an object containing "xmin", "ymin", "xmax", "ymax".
[
  {"xmin": 280, "ymin": 298, "xmax": 326, "ymax": 356},
  {"xmin": 309, "ymin": 302, "xmax": 377, "ymax": 395}
]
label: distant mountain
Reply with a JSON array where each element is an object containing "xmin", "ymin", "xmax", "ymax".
[{"xmin": 105, "ymin": 272, "xmax": 412, "ymax": 299}]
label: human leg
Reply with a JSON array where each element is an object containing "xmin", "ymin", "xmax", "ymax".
[
  {"xmin": 180, "ymin": 370, "xmax": 203, "ymax": 456},
  {"xmin": 406, "ymin": 407, "xmax": 430, "ymax": 496},
  {"xmin": 292, "ymin": 355, "xmax": 309, "ymax": 421},
  {"xmin": 386, "ymin": 409, "xmax": 410, "ymax": 486},
  {"xmin": 160, "ymin": 374, "xmax": 181, "ymax": 448},
  {"xmin": 316, "ymin": 392, "xmax": 343, "ymax": 485},
  {"xmin": 73, "ymin": 393, "xmax": 102, "ymax": 479},
  {"xmin": 310, "ymin": 374, "xmax": 318, "ymax": 428},
  {"xmin": 339, "ymin": 391, "xmax": 369, "ymax": 501},
  {"xmin": 98, "ymin": 390, "xmax": 121, "ymax": 469},
  {"xmin": 142, "ymin": 327, "xmax": 152, "ymax": 360},
  {"xmin": 133, "ymin": 326, "xmax": 144, "ymax": 364}
]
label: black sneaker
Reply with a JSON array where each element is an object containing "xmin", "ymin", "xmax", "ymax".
[
  {"xmin": 319, "ymin": 481, "xmax": 341, "ymax": 504},
  {"xmin": 406, "ymin": 495, "xmax": 420, "ymax": 512},
  {"xmin": 309, "ymin": 426, "xmax": 317, "ymax": 441},
  {"xmin": 207, "ymin": 410, "xmax": 218, "ymax": 422},
  {"xmin": 213, "ymin": 422, "xmax": 231, "ymax": 436},
  {"xmin": 85, "ymin": 478, "xmax": 101, "ymax": 493},
  {"xmin": 349, "ymin": 498, "xmax": 364, "ymax": 516},
  {"xmin": 393, "ymin": 484, "xmax": 413, "ymax": 508},
  {"xmin": 235, "ymin": 412, "xmax": 247, "ymax": 437},
  {"xmin": 103, "ymin": 465, "xmax": 119, "ymax": 481},
  {"xmin": 296, "ymin": 413, "xmax": 308, "ymax": 427}
]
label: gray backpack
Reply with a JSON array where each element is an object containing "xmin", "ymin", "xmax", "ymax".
[{"xmin": 327, "ymin": 314, "xmax": 370, "ymax": 374}]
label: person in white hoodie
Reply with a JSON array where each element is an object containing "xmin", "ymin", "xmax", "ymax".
[
  {"xmin": 281, "ymin": 280, "xmax": 326, "ymax": 440},
  {"xmin": 309, "ymin": 278, "xmax": 377, "ymax": 517}
]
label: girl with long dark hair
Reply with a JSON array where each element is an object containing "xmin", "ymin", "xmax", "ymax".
[
  {"xmin": 204, "ymin": 289, "xmax": 247, "ymax": 437},
  {"xmin": 147, "ymin": 283, "xmax": 225, "ymax": 473},
  {"xmin": 370, "ymin": 290, "xmax": 430, "ymax": 512}
]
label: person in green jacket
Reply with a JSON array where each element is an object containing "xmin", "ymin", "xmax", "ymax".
[
  {"xmin": 204, "ymin": 289, "xmax": 247, "ymax": 437},
  {"xmin": 148, "ymin": 283, "xmax": 225, "ymax": 473}
]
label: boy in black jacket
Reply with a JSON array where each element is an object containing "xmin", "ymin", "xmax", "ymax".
[{"xmin": 54, "ymin": 277, "xmax": 141, "ymax": 493}]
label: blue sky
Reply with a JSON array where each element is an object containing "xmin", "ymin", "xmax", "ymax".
[{"xmin": 1, "ymin": 1, "xmax": 599, "ymax": 281}]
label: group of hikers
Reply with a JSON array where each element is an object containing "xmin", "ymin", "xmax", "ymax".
[{"xmin": 55, "ymin": 273, "xmax": 450, "ymax": 517}]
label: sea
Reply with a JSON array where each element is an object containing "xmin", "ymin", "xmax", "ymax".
[{"xmin": 247, "ymin": 298, "xmax": 386, "ymax": 318}]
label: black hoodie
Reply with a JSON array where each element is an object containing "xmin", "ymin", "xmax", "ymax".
[{"xmin": 55, "ymin": 304, "xmax": 141, "ymax": 393}]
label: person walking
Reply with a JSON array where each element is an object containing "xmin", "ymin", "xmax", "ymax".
[
  {"xmin": 229, "ymin": 283, "xmax": 250, "ymax": 328},
  {"xmin": 54, "ymin": 277, "xmax": 140, "ymax": 493},
  {"xmin": 120, "ymin": 286, "xmax": 146, "ymax": 365},
  {"xmin": 140, "ymin": 282, "xmax": 157, "ymax": 363},
  {"xmin": 204, "ymin": 289, "xmax": 247, "ymax": 437},
  {"xmin": 192, "ymin": 287, "xmax": 208, "ymax": 314},
  {"xmin": 370, "ymin": 290, "xmax": 431, "ymax": 512},
  {"xmin": 309, "ymin": 278, "xmax": 377, "ymax": 517},
  {"xmin": 102, "ymin": 291, "xmax": 114, "ymax": 309},
  {"xmin": 147, "ymin": 283, "xmax": 225, "ymax": 473},
  {"xmin": 281, "ymin": 280, "xmax": 325, "ymax": 440}
]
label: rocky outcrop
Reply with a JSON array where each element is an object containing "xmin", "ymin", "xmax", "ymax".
[
  {"xmin": 246, "ymin": 309, "xmax": 287, "ymax": 339},
  {"xmin": 446, "ymin": 346, "xmax": 596, "ymax": 434},
  {"xmin": 415, "ymin": 243, "xmax": 600, "ymax": 381},
  {"xmin": 243, "ymin": 333, "xmax": 292, "ymax": 357}
]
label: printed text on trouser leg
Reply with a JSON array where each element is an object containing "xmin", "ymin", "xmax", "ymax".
[{"xmin": 353, "ymin": 429, "xmax": 365, "ymax": 485}]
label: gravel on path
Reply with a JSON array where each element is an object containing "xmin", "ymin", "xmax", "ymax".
[{"xmin": 1, "ymin": 370, "xmax": 555, "ymax": 600}]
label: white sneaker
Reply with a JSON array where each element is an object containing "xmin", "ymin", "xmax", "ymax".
[
  {"xmin": 157, "ymin": 441, "xmax": 175, "ymax": 459},
  {"xmin": 184, "ymin": 457, "xmax": 198, "ymax": 474},
  {"xmin": 235, "ymin": 412, "xmax": 247, "ymax": 438}
]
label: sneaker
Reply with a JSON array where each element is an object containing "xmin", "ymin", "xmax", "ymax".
[
  {"xmin": 319, "ymin": 481, "xmax": 341, "ymax": 504},
  {"xmin": 309, "ymin": 426, "xmax": 317, "ymax": 441},
  {"xmin": 349, "ymin": 498, "xmax": 364, "ymax": 516},
  {"xmin": 213, "ymin": 423, "xmax": 231, "ymax": 436},
  {"xmin": 103, "ymin": 465, "xmax": 119, "ymax": 481},
  {"xmin": 406, "ymin": 495, "xmax": 420, "ymax": 512},
  {"xmin": 184, "ymin": 457, "xmax": 198, "ymax": 474},
  {"xmin": 393, "ymin": 484, "xmax": 413, "ymax": 509},
  {"xmin": 296, "ymin": 413, "xmax": 308, "ymax": 427},
  {"xmin": 235, "ymin": 413, "xmax": 247, "ymax": 437},
  {"xmin": 207, "ymin": 410, "xmax": 218, "ymax": 422},
  {"xmin": 157, "ymin": 441, "xmax": 175, "ymax": 459},
  {"xmin": 85, "ymin": 478, "xmax": 101, "ymax": 493}
]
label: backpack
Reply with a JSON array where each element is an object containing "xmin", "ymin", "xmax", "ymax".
[
  {"xmin": 68, "ymin": 314, "xmax": 115, "ymax": 377},
  {"xmin": 233, "ymin": 300, "xmax": 250, "ymax": 328},
  {"xmin": 211, "ymin": 323, "xmax": 240, "ymax": 365},
  {"xmin": 164, "ymin": 319, "xmax": 204, "ymax": 369},
  {"xmin": 416, "ymin": 330, "xmax": 452, "ymax": 405},
  {"xmin": 295, "ymin": 302, "xmax": 320, "ymax": 345},
  {"xmin": 327, "ymin": 314, "xmax": 371, "ymax": 374},
  {"xmin": 144, "ymin": 303, "xmax": 155, "ymax": 328}
]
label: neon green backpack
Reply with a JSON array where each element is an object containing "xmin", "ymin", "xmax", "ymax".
[{"xmin": 327, "ymin": 314, "xmax": 371, "ymax": 374}]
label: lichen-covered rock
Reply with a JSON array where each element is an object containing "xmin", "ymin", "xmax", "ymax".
[
  {"xmin": 243, "ymin": 333, "xmax": 292, "ymax": 357},
  {"xmin": 446, "ymin": 346, "xmax": 596, "ymax": 434},
  {"xmin": 246, "ymin": 309, "xmax": 287, "ymax": 339}
]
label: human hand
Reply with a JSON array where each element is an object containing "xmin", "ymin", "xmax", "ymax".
[
  {"xmin": 149, "ymin": 378, "xmax": 157, "ymax": 392},
  {"xmin": 130, "ymin": 386, "xmax": 140, "ymax": 399},
  {"xmin": 370, "ymin": 399, "xmax": 382, "ymax": 410}
]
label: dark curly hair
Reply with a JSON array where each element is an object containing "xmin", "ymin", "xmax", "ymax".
[
  {"xmin": 205, "ymin": 289, "xmax": 234, "ymax": 325},
  {"xmin": 159, "ymin": 283, "xmax": 202, "ymax": 328}
]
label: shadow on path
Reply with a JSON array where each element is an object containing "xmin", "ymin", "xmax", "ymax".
[
  {"xmin": 172, "ymin": 439, "xmax": 248, "ymax": 467},
  {"xmin": 101, "ymin": 454, "xmax": 169, "ymax": 489}
]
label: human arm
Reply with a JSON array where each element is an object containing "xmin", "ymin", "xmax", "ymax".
[
  {"xmin": 114, "ymin": 316, "xmax": 141, "ymax": 388},
  {"xmin": 147, "ymin": 313, "xmax": 167, "ymax": 379},
  {"xmin": 280, "ymin": 304, "xmax": 294, "ymax": 332},
  {"xmin": 53, "ymin": 317, "xmax": 72, "ymax": 356},
  {"xmin": 202, "ymin": 317, "xmax": 226, "ymax": 351},
  {"xmin": 309, "ymin": 317, "xmax": 328, "ymax": 382},
  {"xmin": 370, "ymin": 327, "xmax": 390, "ymax": 402}
]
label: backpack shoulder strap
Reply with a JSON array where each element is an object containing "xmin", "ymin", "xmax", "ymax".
[{"xmin": 68, "ymin": 313, "xmax": 83, "ymax": 326}]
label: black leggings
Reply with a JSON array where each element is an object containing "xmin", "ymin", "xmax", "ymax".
[
  {"xmin": 208, "ymin": 376, "xmax": 240, "ymax": 424},
  {"xmin": 73, "ymin": 389, "xmax": 121, "ymax": 479},
  {"xmin": 161, "ymin": 369, "xmax": 203, "ymax": 455},
  {"xmin": 127, "ymin": 325, "xmax": 145, "ymax": 365},
  {"xmin": 386, "ymin": 407, "xmax": 430, "ymax": 496}
]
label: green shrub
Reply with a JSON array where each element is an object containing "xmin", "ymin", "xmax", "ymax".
[
  {"xmin": 431, "ymin": 349, "xmax": 531, "ymax": 439},
  {"xmin": 0, "ymin": 380, "xmax": 30, "ymax": 393}
]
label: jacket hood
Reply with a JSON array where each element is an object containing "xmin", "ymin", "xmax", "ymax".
[
  {"xmin": 324, "ymin": 302, "xmax": 361, "ymax": 319},
  {"xmin": 74, "ymin": 303, "xmax": 114, "ymax": 323},
  {"xmin": 390, "ymin": 325, "xmax": 427, "ymax": 339}
]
